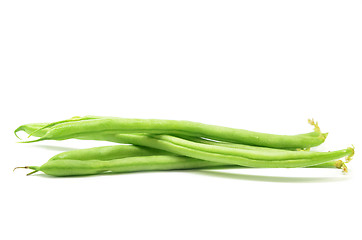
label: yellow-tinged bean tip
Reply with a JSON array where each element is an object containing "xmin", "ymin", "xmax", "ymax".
[
  {"xmin": 308, "ymin": 118, "xmax": 321, "ymax": 133},
  {"xmin": 345, "ymin": 145, "xmax": 355, "ymax": 163},
  {"xmin": 335, "ymin": 160, "xmax": 344, "ymax": 169},
  {"xmin": 335, "ymin": 160, "xmax": 348, "ymax": 173}
]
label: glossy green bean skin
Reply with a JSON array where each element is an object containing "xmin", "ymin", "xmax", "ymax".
[
  {"xmin": 15, "ymin": 122, "xmax": 322, "ymax": 143},
  {"xmin": 15, "ymin": 122, "xmax": 316, "ymax": 157},
  {"xmin": 26, "ymin": 155, "xmax": 234, "ymax": 177},
  {"xmin": 58, "ymin": 132, "xmax": 352, "ymax": 162},
  {"xmin": 174, "ymin": 135, "xmax": 300, "ymax": 152},
  {"xmin": 14, "ymin": 123, "xmax": 49, "ymax": 139},
  {"xmin": 149, "ymin": 135, "xmax": 350, "ymax": 161},
  {"xmin": 61, "ymin": 143, "xmax": 343, "ymax": 164},
  {"xmin": 47, "ymin": 144, "xmax": 341, "ymax": 170},
  {"xmin": 15, "ymin": 122, "xmax": 310, "ymax": 152},
  {"xmin": 18, "ymin": 116, "xmax": 327, "ymax": 149},
  {"xmin": 26, "ymin": 155, "xmax": 343, "ymax": 177},
  {"xmin": 49, "ymin": 144, "xmax": 171, "ymax": 161},
  {"xmin": 14, "ymin": 122, "xmax": 321, "ymax": 154},
  {"xmin": 85, "ymin": 133, "xmax": 351, "ymax": 168}
]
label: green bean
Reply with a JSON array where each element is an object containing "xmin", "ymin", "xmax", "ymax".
[
  {"xmin": 86, "ymin": 133, "xmax": 352, "ymax": 168},
  {"xmin": 16, "ymin": 122, "xmax": 299, "ymax": 154},
  {"xmin": 16, "ymin": 154, "xmax": 347, "ymax": 177},
  {"xmin": 47, "ymin": 143, "xmax": 343, "ymax": 170},
  {"xmin": 50, "ymin": 143, "xmax": 346, "ymax": 168},
  {"xmin": 73, "ymin": 132, "xmax": 352, "ymax": 163},
  {"xmin": 14, "ymin": 122, "xmax": 315, "ymax": 153},
  {"xmin": 14, "ymin": 120, "xmax": 326, "ymax": 151},
  {"xmin": 149, "ymin": 135, "xmax": 351, "ymax": 161},
  {"xmin": 17, "ymin": 116, "xmax": 327, "ymax": 149},
  {"xmin": 15, "ymin": 121, "xmax": 322, "ymax": 140},
  {"xmin": 14, "ymin": 122, "xmax": 310, "ymax": 153},
  {"xmin": 15, "ymin": 155, "xmax": 235, "ymax": 177}
]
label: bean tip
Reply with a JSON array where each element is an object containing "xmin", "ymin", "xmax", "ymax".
[
  {"xmin": 17, "ymin": 137, "xmax": 44, "ymax": 143},
  {"xmin": 26, "ymin": 170, "xmax": 39, "ymax": 176},
  {"xmin": 320, "ymin": 132, "xmax": 328, "ymax": 141},
  {"xmin": 335, "ymin": 160, "xmax": 348, "ymax": 173},
  {"xmin": 14, "ymin": 166, "xmax": 39, "ymax": 176},
  {"xmin": 13, "ymin": 166, "xmax": 29, "ymax": 172},
  {"xmin": 308, "ymin": 118, "xmax": 321, "ymax": 133},
  {"xmin": 345, "ymin": 145, "xmax": 355, "ymax": 163},
  {"xmin": 14, "ymin": 126, "xmax": 25, "ymax": 140}
]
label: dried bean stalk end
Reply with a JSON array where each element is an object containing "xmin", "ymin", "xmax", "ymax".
[
  {"xmin": 308, "ymin": 118, "xmax": 328, "ymax": 140},
  {"xmin": 308, "ymin": 118, "xmax": 321, "ymax": 133},
  {"xmin": 335, "ymin": 160, "xmax": 348, "ymax": 173},
  {"xmin": 345, "ymin": 145, "xmax": 355, "ymax": 163}
]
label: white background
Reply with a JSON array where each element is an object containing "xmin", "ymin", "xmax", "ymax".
[{"xmin": 1, "ymin": 1, "xmax": 361, "ymax": 239}]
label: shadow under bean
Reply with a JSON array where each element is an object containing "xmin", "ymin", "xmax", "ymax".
[
  {"xmin": 187, "ymin": 169, "xmax": 350, "ymax": 183},
  {"xmin": 32, "ymin": 144, "xmax": 79, "ymax": 152},
  {"xmin": 26, "ymin": 168, "xmax": 350, "ymax": 183}
]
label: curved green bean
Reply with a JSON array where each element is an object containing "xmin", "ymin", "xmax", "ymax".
[
  {"xmin": 14, "ymin": 122, "xmax": 317, "ymax": 153},
  {"xmin": 14, "ymin": 122, "xmax": 308, "ymax": 153},
  {"xmin": 17, "ymin": 116, "xmax": 327, "ymax": 149},
  {"xmin": 47, "ymin": 143, "xmax": 343, "ymax": 167},
  {"xmin": 48, "ymin": 143, "xmax": 343, "ymax": 170},
  {"xmin": 73, "ymin": 132, "xmax": 352, "ymax": 164},
  {"xmin": 17, "ymin": 155, "xmax": 345, "ymax": 177},
  {"xmin": 90, "ymin": 133, "xmax": 352, "ymax": 168},
  {"xmin": 150, "ymin": 135, "xmax": 351, "ymax": 161},
  {"xmin": 17, "ymin": 155, "xmax": 234, "ymax": 177}
]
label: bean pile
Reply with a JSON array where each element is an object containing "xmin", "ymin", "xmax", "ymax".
[{"xmin": 14, "ymin": 116, "xmax": 354, "ymax": 177}]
